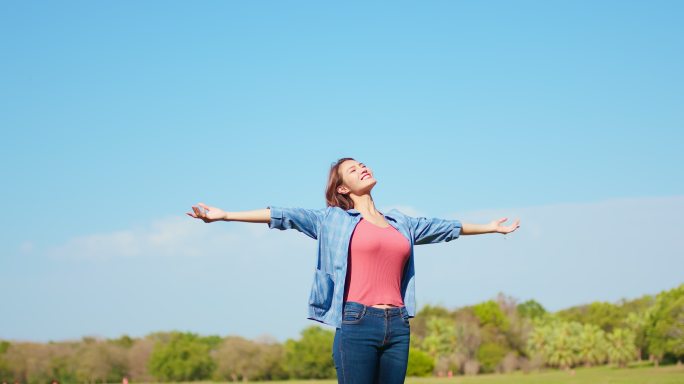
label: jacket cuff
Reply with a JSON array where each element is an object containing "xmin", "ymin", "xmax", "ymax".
[
  {"xmin": 267, "ymin": 206, "xmax": 284, "ymax": 229},
  {"xmin": 450, "ymin": 219, "xmax": 463, "ymax": 240}
]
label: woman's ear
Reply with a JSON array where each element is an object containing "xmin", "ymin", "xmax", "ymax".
[{"xmin": 337, "ymin": 185, "xmax": 349, "ymax": 194}]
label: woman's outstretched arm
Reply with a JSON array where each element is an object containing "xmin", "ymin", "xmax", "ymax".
[
  {"xmin": 409, "ymin": 216, "xmax": 521, "ymax": 245},
  {"xmin": 187, "ymin": 203, "xmax": 325, "ymax": 239},
  {"xmin": 461, "ymin": 218, "xmax": 520, "ymax": 235},
  {"xmin": 186, "ymin": 203, "xmax": 270, "ymax": 223}
]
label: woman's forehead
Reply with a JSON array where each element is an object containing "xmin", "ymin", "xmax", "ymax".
[{"xmin": 342, "ymin": 160, "xmax": 364, "ymax": 171}]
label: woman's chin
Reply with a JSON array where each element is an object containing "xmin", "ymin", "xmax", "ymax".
[{"xmin": 363, "ymin": 180, "xmax": 378, "ymax": 192}]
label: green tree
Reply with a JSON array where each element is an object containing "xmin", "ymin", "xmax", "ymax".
[
  {"xmin": 577, "ymin": 323, "xmax": 608, "ymax": 367},
  {"xmin": 48, "ymin": 347, "xmax": 79, "ymax": 384},
  {"xmin": 148, "ymin": 332, "xmax": 216, "ymax": 381},
  {"xmin": 406, "ymin": 347, "xmax": 434, "ymax": 377},
  {"xmin": 645, "ymin": 283, "xmax": 684, "ymax": 364},
  {"xmin": 0, "ymin": 340, "xmax": 11, "ymax": 379},
  {"xmin": 546, "ymin": 320, "xmax": 582, "ymax": 370},
  {"xmin": 624, "ymin": 311, "xmax": 649, "ymax": 360},
  {"xmin": 284, "ymin": 326, "xmax": 335, "ymax": 379},
  {"xmin": 476, "ymin": 342, "xmax": 507, "ymax": 373},
  {"xmin": 607, "ymin": 328, "xmax": 637, "ymax": 368},
  {"xmin": 417, "ymin": 304, "xmax": 451, "ymax": 318},
  {"xmin": 526, "ymin": 318, "xmax": 552, "ymax": 363},
  {"xmin": 557, "ymin": 301, "xmax": 624, "ymax": 333},
  {"xmin": 412, "ymin": 304, "xmax": 452, "ymax": 342},
  {"xmin": 517, "ymin": 300, "xmax": 547, "ymax": 320},
  {"xmin": 473, "ymin": 301, "xmax": 509, "ymax": 332},
  {"xmin": 530, "ymin": 315, "xmax": 627, "ymax": 370},
  {"xmin": 110, "ymin": 335, "xmax": 135, "ymax": 349},
  {"xmin": 421, "ymin": 317, "xmax": 457, "ymax": 359}
]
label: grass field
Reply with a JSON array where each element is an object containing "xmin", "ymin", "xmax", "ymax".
[{"xmin": 250, "ymin": 364, "xmax": 684, "ymax": 384}]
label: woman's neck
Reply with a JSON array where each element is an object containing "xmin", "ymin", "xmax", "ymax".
[{"xmin": 350, "ymin": 193, "xmax": 382, "ymax": 217}]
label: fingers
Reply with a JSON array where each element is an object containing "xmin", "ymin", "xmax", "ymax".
[
  {"xmin": 188, "ymin": 205, "xmax": 207, "ymax": 221},
  {"xmin": 496, "ymin": 218, "xmax": 521, "ymax": 234},
  {"xmin": 198, "ymin": 202, "xmax": 210, "ymax": 211},
  {"xmin": 192, "ymin": 206, "xmax": 202, "ymax": 216},
  {"xmin": 499, "ymin": 218, "xmax": 521, "ymax": 232},
  {"xmin": 505, "ymin": 220, "xmax": 521, "ymax": 233}
]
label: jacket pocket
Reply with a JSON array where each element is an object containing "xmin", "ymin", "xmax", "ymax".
[{"xmin": 308, "ymin": 269, "xmax": 334, "ymax": 311}]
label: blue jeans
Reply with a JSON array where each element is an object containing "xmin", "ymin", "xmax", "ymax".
[{"xmin": 332, "ymin": 301, "xmax": 411, "ymax": 384}]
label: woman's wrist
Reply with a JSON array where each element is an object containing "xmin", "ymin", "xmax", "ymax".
[{"xmin": 489, "ymin": 223, "xmax": 499, "ymax": 233}]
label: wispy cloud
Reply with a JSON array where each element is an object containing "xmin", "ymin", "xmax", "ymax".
[
  {"xmin": 18, "ymin": 241, "xmax": 35, "ymax": 254},
  {"xmin": 44, "ymin": 216, "xmax": 265, "ymax": 261}
]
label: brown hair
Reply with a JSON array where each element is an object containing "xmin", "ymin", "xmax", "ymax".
[{"xmin": 325, "ymin": 157, "xmax": 355, "ymax": 210}]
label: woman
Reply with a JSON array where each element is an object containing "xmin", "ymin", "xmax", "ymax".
[{"xmin": 187, "ymin": 157, "xmax": 520, "ymax": 383}]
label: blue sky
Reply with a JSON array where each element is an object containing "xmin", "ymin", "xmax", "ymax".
[{"xmin": 1, "ymin": 1, "xmax": 682, "ymax": 342}]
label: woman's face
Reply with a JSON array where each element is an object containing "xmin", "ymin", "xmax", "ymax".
[{"xmin": 337, "ymin": 159, "xmax": 376, "ymax": 196}]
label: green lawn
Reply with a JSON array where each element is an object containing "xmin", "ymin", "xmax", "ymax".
[{"xmin": 248, "ymin": 364, "xmax": 684, "ymax": 384}]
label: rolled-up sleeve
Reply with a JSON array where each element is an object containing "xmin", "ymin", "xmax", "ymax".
[
  {"xmin": 409, "ymin": 216, "xmax": 462, "ymax": 245},
  {"xmin": 266, "ymin": 206, "xmax": 326, "ymax": 240}
]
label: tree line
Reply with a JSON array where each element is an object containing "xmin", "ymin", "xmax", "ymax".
[{"xmin": 1, "ymin": 283, "xmax": 682, "ymax": 382}]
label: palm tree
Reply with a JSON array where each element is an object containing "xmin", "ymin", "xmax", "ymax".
[
  {"xmin": 526, "ymin": 323, "xmax": 551, "ymax": 364},
  {"xmin": 577, "ymin": 323, "xmax": 608, "ymax": 367},
  {"xmin": 607, "ymin": 328, "xmax": 637, "ymax": 368},
  {"xmin": 547, "ymin": 322, "xmax": 581, "ymax": 370}
]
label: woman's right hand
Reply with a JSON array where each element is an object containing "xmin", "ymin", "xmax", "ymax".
[{"xmin": 186, "ymin": 202, "xmax": 226, "ymax": 223}]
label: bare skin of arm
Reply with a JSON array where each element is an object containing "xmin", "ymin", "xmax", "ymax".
[
  {"xmin": 186, "ymin": 203, "xmax": 269, "ymax": 224},
  {"xmin": 462, "ymin": 218, "xmax": 520, "ymax": 235}
]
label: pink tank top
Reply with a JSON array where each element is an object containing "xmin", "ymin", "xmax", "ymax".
[{"xmin": 343, "ymin": 218, "xmax": 411, "ymax": 306}]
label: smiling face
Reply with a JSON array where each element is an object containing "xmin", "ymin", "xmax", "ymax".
[{"xmin": 336, "ymin": 159, "xmax": 377, "ymax": 196}]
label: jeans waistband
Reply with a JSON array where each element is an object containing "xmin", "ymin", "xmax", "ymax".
[{"xmin": 343, "ymin": 301, "xmax": 407, "ymax": 317}]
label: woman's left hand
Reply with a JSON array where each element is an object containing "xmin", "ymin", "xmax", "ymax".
[{"xmin": 491, "ymin": 218, "xmax": 521, "ymax": 234}]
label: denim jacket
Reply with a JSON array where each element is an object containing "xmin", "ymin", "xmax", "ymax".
[{"xmin": 267, "ymin": 205, "xmax": 462, "ymax": 328}]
